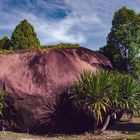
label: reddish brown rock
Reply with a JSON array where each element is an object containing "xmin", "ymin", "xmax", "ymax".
[{"xmin": 0, "ymin": 47, "xmax": 112, "ymax": 133}]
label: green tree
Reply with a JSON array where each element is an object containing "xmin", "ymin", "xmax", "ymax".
[
  {"xmin": 100, "ymin": 7, "xmax": 140, "ymax": 79},
  {"xmin": 0, "ymin": 36, "xmax": 12, "ymax": 50},
  {"xmin": 11, "ymin": 19, "xmax": 40, "ymax": 50}
]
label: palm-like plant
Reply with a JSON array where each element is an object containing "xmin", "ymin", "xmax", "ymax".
[
  {"xmin": 70, "ymin": 70, "xmax": 140, "ymax": 133},
  {"xmin": 70, "ymin": 70, "xmax": 114, "ymax": 132},
  {"xmin": 106, "ymin": 73, "xmax": 140, "ymax": 127},
  {"xmin": 114, "ymin": 74, "xmax": 140, "ymax": 116}
]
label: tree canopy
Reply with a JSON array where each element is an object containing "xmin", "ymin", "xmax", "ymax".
[
  {"xmin": 100, "ymin": 6, "xmax": 140, "ymax": 79},
  {"xmin": 11, "ymin": 19, "xmax": 40, "ymax": 50}
]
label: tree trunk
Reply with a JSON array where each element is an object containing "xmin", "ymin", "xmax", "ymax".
[
  {"xmin": 87, "ymin": 107, "xmax": 98, "ymax": 134},
  {"xmin": 93, "ymin": 120, "xmax": 98, "ymax": 134},
  {"xmin": 109, "ymin": 110, "xmax": 123, "ymax": 126},
  {"xmin": 98, "ymin": 115, "xmax": 111, "ymax": 134}
]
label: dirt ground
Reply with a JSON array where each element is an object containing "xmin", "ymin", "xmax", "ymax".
[{"xmin": 0, "ymin": 117, "xmax": 140, "ymax": 140}]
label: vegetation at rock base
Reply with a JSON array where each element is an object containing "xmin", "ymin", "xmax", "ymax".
[
  {"xmin": 0, "ymin": 91, "xmax": 7, "ymax": 115},
  {"xmin": 100, "ymin": 6, "xmax": 140, "ymax": 79},
  {"xmin": 70, "ymin": 70, "xmax": 140, "ymax": 133}
]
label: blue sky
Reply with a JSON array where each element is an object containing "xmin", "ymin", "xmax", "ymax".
[{"xmin": 0, "ymin": 0, "xmax": 140, "ymax": 50}]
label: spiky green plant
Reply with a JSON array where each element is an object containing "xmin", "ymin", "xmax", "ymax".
[
  {"xmin": 70, "ymin": 70, "xmax": 140, "ymax": 133},
  {"xmin": 118, "ymin": 74, "xmax": 140, "ymax": 115},
  {"xmin": 70, "ymin": 70, "xmax": 114, "ymax": 124}
]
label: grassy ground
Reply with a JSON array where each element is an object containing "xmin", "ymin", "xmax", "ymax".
[{"xmin": 0, "ymin": 117, "xmax": 140, "ymax": 140}]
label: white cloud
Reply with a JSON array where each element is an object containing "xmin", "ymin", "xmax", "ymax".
[
  {"xmin": 30, "ymin": 0, "xmax": 105, "ymax": 44},
  {"xmin": 24, "ymin": 13, "xmax": 86, "ymax": 44},
  {"xmin": 0, "ymin": 0, "xmax": 107, "ymax": 46}
]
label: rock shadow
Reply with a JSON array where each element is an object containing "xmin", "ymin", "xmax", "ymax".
[
  {"xmin": 30, "ymin": 90, "xmax": 95, "ymax": 134},
  {"xmin": 108, "ymin": 119, "xmax": 140, "ymax": 134}
]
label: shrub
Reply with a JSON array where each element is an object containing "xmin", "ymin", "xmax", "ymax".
[
  {"xmin": 41, "ymin": 43, "xmax": 80, "ymax": 49},
  {"xmin": 0, "ymin": 36, "xmax": 12, "ymax": 50}
]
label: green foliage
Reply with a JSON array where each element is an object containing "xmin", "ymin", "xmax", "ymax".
[
  {"xmin": 121, "ymin": 76, "xmax": 140, "ymax": 114},
  {"xmin": 100, "ymin": 6, "xmax": 140, "ymax": 79},
  {"xmin": 70, "ymin": 70, "xmax": 140, "ymax": 124},
  {"xmin": 110, "ymin": 73, "xmax": 140, "ymax": 115},
  {"xmin": 0, "ymin": 36, "xmax": 12, "ymax": 50},
  {"xmin": 42, "ymin": 43, "xmax": 80, "ymax": 49},
  {"xmin": 70, "ymin": 70, "xmax": 113, "ymax": 123},
  {"xmin": 0, "ymin": 90, "xmax": 7, "ymax": 115},
  {"xmin": 11, "ymin": 19, "xmax": 40, "ymax": 50},
  {"xmin": 0, "ymin": 49, "xmax": 13, "ymax": 54}
]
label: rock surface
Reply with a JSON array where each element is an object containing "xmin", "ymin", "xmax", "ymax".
[{"xmin": 0, "ymin": 47, "xmax": 112, "ymax": 133}]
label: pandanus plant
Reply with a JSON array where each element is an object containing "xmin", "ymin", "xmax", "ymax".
[
  {"xmin": 70, "ymin": 70, "xmax": 140, "ymax": 133},
  {"xmin": 114, "ymin": 74, "xmax": 140, "ymax": 116}
]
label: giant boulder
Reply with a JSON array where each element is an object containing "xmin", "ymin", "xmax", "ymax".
[{"xmin": 0, "ymin": 47, "xmax": 112, "ymax": 133}]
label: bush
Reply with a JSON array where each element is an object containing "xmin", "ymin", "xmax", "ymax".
[
  {"xmin": 0, "ymin": 36, "xmax": 12, "ymax": 50},
  {"xmin": 42, "ymin": 43, "xmax": 80, "ymax": 49}
]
